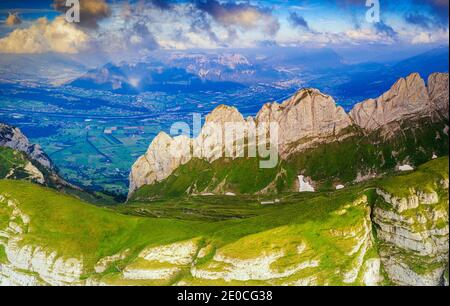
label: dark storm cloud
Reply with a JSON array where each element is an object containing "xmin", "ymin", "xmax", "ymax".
[
  {"xmin": 195, "ymin": 0, "xmax": 280, "ymax": 35},
  {"xmin": 289, "ymin": 12, "xmax": 311, "ymax": 31},
  {"xmin": 404, "ymin": 13, "xmax": 435, "ymax": 29},
  {"xmin": 188, "ymin": 7, "xmax": 220, "ymax": 44},
  {"xmin": 132, "ymin": 21, "xmax": 159, "ymax": 49},
  {"xmin": 374, "ymin": 21, "xmax": 398, "ymax": 40},
  {"xmin": 406, "ymin": 0, "xmax": 449, "ymax": 29}
]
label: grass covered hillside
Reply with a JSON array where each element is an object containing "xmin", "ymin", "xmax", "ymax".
[
  {"xmin": 0, "ymin": 157, "xmax": 448, "ymax": 286},
  {"xmin": 0, "ymin": 147, "xmax": 45, "ymax": 183}
]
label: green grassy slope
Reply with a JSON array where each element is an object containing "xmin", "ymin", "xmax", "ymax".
[
  {"xmin": 1, "ymin": 146, "xmax": 119, "ymax": 205},
  {"xmin": 1, "ymin": 157, "xmax": 447, "ymax": 285},
  {"xmin": 0, "ymin": 179, "xmax": 202, "ymax": 270},
  {"xmin": 0, "ymin": 147, "xmax": 32, "ymax": 180}
]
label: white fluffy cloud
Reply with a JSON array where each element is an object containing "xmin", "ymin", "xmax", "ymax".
[
  {"xmin": 0, "ymin": 16, "xmax": 89, "ymax": 54},
  {"xmin": 411, "ymin": 30, "xmax": 449, "ymax": 44}
]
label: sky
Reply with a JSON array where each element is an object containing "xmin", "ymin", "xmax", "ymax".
[{"xmin": 0, "ymin": 0, "xmax": 448, "ymax": 58}]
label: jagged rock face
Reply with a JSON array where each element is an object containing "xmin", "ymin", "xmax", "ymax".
[
  {"xmin": 0, "ymin": 123, "xmax": 74, "ymax": 189},
  {"xmin": 0, "ymin": 195, "xmax": 83, "ymax": 286},
  {"xmin": 373, "ymin": 180, "xmax": 449, "ymax": 286},
  {"xmin": 129, "ymin": 89, "xmax": 353, "ymax": 194},
  {"xmin": 350, "ymin": 73, "xmax": 449, "ymax": 131},
  {"xmin": 349, "ymin": 73, "xmax": 430, "ymax": 131},
  {"xmin": 257, "ymin": 89, "xmax": 352, "ymax": 157},
  {"xmin": 129, "ymin": 105, "xmax": 256, "ymax": 194},
  {"xmin": 194, "ymin": 105, "xmax": 247, "ymax": 162},
  {"xmin": 428, "ymin": 73, "xmax": 449, "ymax": 117},
  {"xmin": 0, "ymin": 123, "xmax": 52, "ymax": 170},
  {"xmin": 129, "ymin": 133, "xmax": 192, "ymax": 194},
  {"xmin": 129, "ymin": 72, "xmax": 449, "ymax": 196}
]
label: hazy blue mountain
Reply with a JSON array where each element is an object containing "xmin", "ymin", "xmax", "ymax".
[
  {"xmin": 393, "ymin": 46, "xmax": 449, "ymax": 80},
  {"xmin": 69, "ymin": 62, "xmax": 245, "ymax": 94}
]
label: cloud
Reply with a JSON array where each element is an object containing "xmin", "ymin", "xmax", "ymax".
[
  {"xmin": 0, "ymin": 16, "xmax": 89, "ymax": 54},
  {"xmin": 412, "ymin": 0, "xmax": 449, "ymax": 15},
  {"xmin": 53, "ymin": 0, "xmax": 111, "ymax": 29},
  {"xmin": 195, "ymin": 0, "xmax": 280, "ymax": 35},
  {"xmin": 373, "ymin": 21, "xmax": 398, "ymax": 40},
  {"xmin": 129, "ymin": 22, "xmax": 159, "ymax": 49},
  {"xmin": 344, "ymin": 25, "xmax": 397, "ymax": 45},
  {"xmin": 410, "ymin": 28, "xmax": 449, "ymax": 44},
  {"xmin": 404, "ymin": 13, "xmax": 435, "ymax": 29},
  {"xmin": 148, "ymin": 0, "xmax": 173, "ymax": 10},
  {"xmin": 5, "ymin": 13, "xmax": 22, "ymax": 26},
  {"xmin": 408, "ymin": 0, "xmax": 449, "ymax": 28},
  {"xmin": 289, "ymin": 12, "xmax": 311, "ymax": 32}
]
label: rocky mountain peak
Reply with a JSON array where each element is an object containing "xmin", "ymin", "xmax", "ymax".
[
  {"xmin": 146, "ymin": 132, "xmax": 173, "ymax": 151},
  {"xmin": 205, "ymin": 105, "xmax": 245, "ymax": 124},
  {"xmin": 256, "ymin": 87, "xmax": 352, "ymax": 157},
  {"xmin": 283, "ymin": 88, "xmax": 331, "ymax": 107},
  {"xmin": 0, "ymin": 123, "xmax": 75, "ymax": 189},
  {"xmin": 128, "ymin": 72, "xmax": 449, "ymax": 196},
  {"xmin": 381, "ymin": 72, "xmax": 428, "ymax": 104},
  {"xmin": 349, "ymin": 72, "xmax": 439, "ymax": 131}
]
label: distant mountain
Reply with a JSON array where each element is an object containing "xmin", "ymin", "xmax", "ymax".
[
  {"xmin": 68, "ymin": 62, "xmax": 245, "ymax": 94},
  {"xmin": 157, "ymin": 48, "xmax": 345, "ymax": 84},
  {"xmin": 393, "ymin": 46, "xmax": 449, "ymax": 80},
  {"xmin": 320, "ymin": 46, "xmax": 449, "ymax": 108},
  {"xmin": 0, "ymin": 53, "xmax": 87, "ymax": 85}
]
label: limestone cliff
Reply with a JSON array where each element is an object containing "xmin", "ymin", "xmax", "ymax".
[
  {"xmin": 0, "ymin": 123, "xmax": 73, "ymax": 189},
  {"xmin": 349, "ymin": 72, "xmax": 448, "ymax": 131},
  {"xmin": 1, "ymin": 157, "xmax": 448, "ymax": 286},
  {"xmin": 0, "ymin": 123, "xmax": 53, "ymax": 170},
  {"xmin": 373, "ymin": 179, "xmax": 449, "ymax": 285},
  {"xmin": 129, "ymin": 72, "xmax": 449, "ymax": 197},
  {"xmin": 256, "ymin": 88, "xmax": 352, "ymax": 157},
  {"xmin": 129, "ymin": 88, "xmax": 354, "ymax": 195},
  {"xmin": 428, "ymin": 72, "xmax": 449, "ymax": 117}
]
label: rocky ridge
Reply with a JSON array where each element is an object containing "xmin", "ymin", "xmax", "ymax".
[
  {"xmin": 350, "ymin": 73, "xmax": 448, "ymax": 131},
  {"xmin": 0, "ymin": 123, "xmax": 53, "ymax": 170},
  {"xmin": 129, "ymin": 72, "xmax": 449, "ymax": 195},
  {"xmin": 0, "ymin": 123, "xmax": 72, "ymax": 189}
]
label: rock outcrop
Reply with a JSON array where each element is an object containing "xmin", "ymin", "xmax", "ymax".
[
  {"xmin": 428, "ymin": 72, "xmax": 449, "ymax": 117},
  {"xmin": 129, "ymin": 88, "xmax": 354, "ymax": 195},
  {"xmin": 349, "ymin": 72, "xmax": 448, "ymax": 131},
  {"xmin": 0, "ymin": 123, "xmax": 53, "ymax": 170},
  {"xmin": 129, "ymin": 133, "xmax": 192, "ymax": 195},
  {"xmin": 0, "ymin": 123, "xmax": 75, "ymax": 189},
  {"xmin": 373, "ymin": 180, "xmax": 449, "ymax": 286},
  {"xmin": 1, "ymin": 157, "xmax": 448, "ymax": 286},
  {"xmin": 257, "ymin": 88, "xmax": 352, "ymax": 157}
]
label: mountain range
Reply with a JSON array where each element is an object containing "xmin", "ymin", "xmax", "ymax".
[
  {"xmin": 129, "ymin": 72, "xmax": 449, "ymax": 199},
  {"xmin": 0, "ymin": 71, "xmax": 448, "ymax": 286}
]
